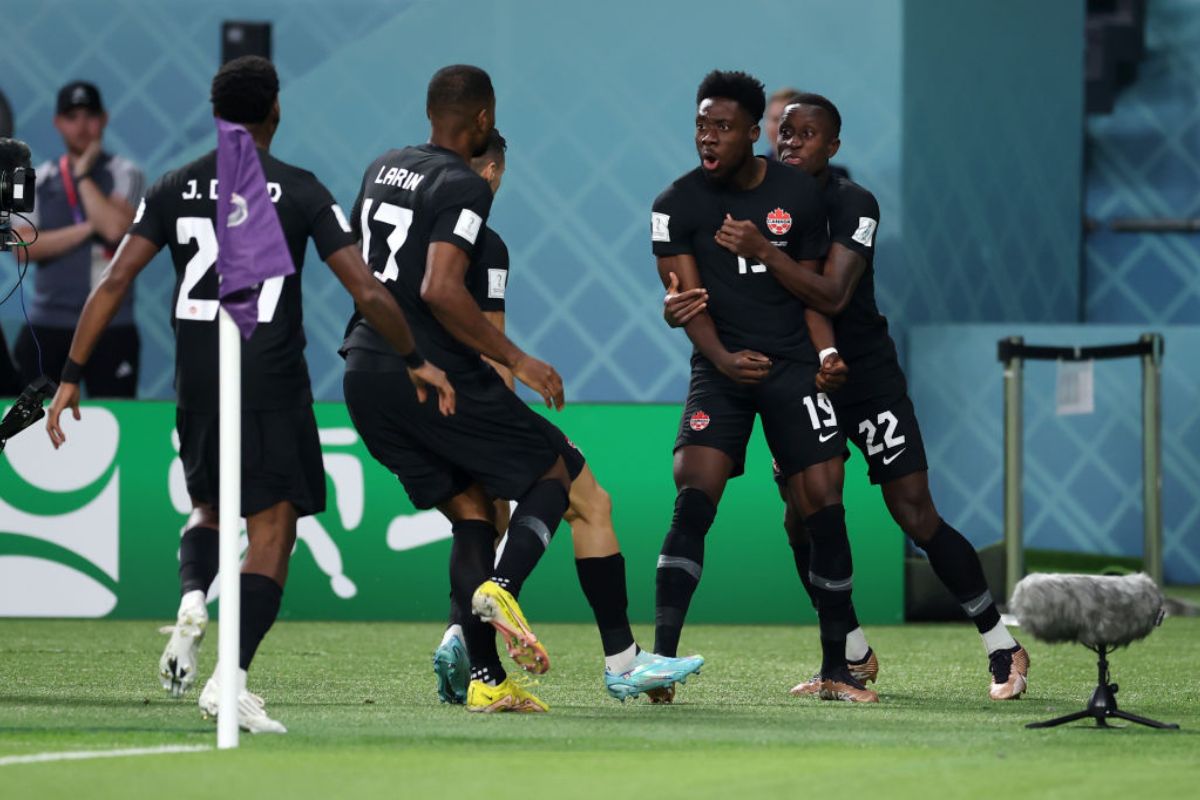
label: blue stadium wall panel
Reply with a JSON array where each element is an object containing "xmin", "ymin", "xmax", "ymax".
[
  {"xmin": 909, "ymin": 324, "xmax": 1200, "ymax": 585},
  {"xmin": 900, "ymin": 0, "xmax": 1085, "ymax": 326},
  {"xmin": 1085, "ymin": 0, "xmax": 1200, "ymax": 325},
  {"xmin": 1, "ymin": 0, "xmax": 903, "ymax": 403}
]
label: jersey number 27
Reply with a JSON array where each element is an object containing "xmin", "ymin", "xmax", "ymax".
[{"xmin": 174, "ymin": 217, "xmax": 284, "ymax": 323}]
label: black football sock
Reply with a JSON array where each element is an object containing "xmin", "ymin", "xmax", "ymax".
[
  {"xmin": 449, "ymin": 520, "xmax": 504, "ymax": 682},
  {"xmin": 806, "ymin": 504, "xmax": 854, "ymax": 676},
  {"xmin": 919, "ymin": 519, "xmax": 1002, "ymax": 635},
  {"xmin": 654, "ymin": 488, "xmax": 716, "ymax": 657},
  {"xmin": 178, "ymin": 525, "xmax": 219, "ymax": 597},
  {"xmin": 238, "ymin": 573, "xmax": 283, "ymax": 671},
  {"xmin": 785, "ymin": 517, "xmax": 819, "ymax": 611},
  {"xmin": 491, "ymin": 479, "xmax": 569, "ymax": 597},
  {"xmin": 576, "ymin": 554, "xmax": 636, "ymax": 659}
]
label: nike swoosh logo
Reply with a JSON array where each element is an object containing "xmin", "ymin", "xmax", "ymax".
[
  {"xmin": 818, "ymin": 432, "xmax": 838, "ymax": 443},
  {"xmin": 965, "ymin": 596, "xmax": 988, "ymax": 615},
  {"xmin": 882, "ymin": 448, "xmax": 906, "ymax": 465}
]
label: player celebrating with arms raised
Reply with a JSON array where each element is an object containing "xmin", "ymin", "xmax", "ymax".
[{"xmin": 649, "ymin": 70, "xmax": 875, "ymax": 703}]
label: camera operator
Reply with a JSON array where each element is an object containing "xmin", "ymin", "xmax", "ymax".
[{"xmin": 12, "ymin": 81, "xmax": 143, "ymax": 396}]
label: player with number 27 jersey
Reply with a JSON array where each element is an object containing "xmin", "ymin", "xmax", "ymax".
[{"xmin": 131, "ymin": 149, "xmax": 355, "ymax": 411}]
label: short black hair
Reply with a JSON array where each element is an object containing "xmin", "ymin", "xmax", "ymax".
[
  {"xmin": 787, "ymin": 92, "xmax": 842, "ymax": 136},
  {"xmin": 211, "ymin": 56, "xmax": 279, "ymax": 124},
  {"xmin": 427, "ymin": 64, "xmax": 494, "ymax": 118},
  {"xmin": 696, "ymin": 70, "xmax": 766, "ymax": 123},
  {"xmin": 471, "ymin": 128, "xmax": 507, "ymax": 167}
]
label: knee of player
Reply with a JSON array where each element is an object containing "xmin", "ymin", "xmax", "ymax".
[
  {"xmin": 784, "ymin": 506, "xmax": 809, "ymax": 547},
  {"xmin": 890, "ymin": 497, "xmax": 939, "ymax": 544},
  {"xmin": 670, "ymin": 486, "xmax": 717, "ymax": 536}
]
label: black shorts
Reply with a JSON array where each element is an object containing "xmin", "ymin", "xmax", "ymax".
[
  {"xmin": 343, "ymin": 353, "xmax": 567, "ymax": 510},
  {"xmin": 176, "ymin": 405, "xmax": 326, "ymax": 517},
  {"xmin": 675, "ymin": 353, "xmax": 845, "ymax": 479},
  {"xmin": 834, "ymin": 364, "xmax": 928, "ymax": 485},
  {"xmin": 532, "ymin": 411, "xmax": 586, "ymax": 480}
]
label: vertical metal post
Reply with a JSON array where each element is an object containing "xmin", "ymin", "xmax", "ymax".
[
  {"xmin": 1003, "ymin": 337, "xmax": 1025, "ymax": 605},
  {"xmin": 1140, "ymin": 333, "xmax": 1164, "ymax": 586}
]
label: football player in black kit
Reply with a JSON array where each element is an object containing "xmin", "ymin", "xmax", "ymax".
[
  {"xmin": 343, "ymin": 65, "xmax": 697, "ymax": 713},
  {"xmin": 43, "ymin": 56, "xmax": 455, "ymax": 733},
  {"xmin": 671, "ymin": 93, "xmax": 1029, "ymax": 701},
  {"xmin": 428, "ymin": 130, "xmax": 704, "ymax": 706},
  {"xmin": 649, "ymin": 70, "xmax": 876, "ymax": 703}
]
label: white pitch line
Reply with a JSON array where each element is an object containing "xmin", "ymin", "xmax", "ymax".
[{"xmin": 0, "ymin": 744, "xmax": 210, "ymax": 767}]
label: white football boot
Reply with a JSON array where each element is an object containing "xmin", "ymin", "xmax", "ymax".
[
  {"xmin": 159, "ymin": 590, "xmax": 208, "ymax": 697},
  {"xmin": 198, "ymin": 667, "xmax": 287, "ymax": 734}
]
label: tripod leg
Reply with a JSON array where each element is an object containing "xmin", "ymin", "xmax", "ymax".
[
  {"xmin": 1027, "ymin": 709, "xmax": 1091, "ymax": 729},
  {"xmin": 1110, "ymin": 709, "xmax": 1180, "ymax": 730}
]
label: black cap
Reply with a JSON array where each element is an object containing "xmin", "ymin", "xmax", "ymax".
[{"xmin": 56, "ymin": 81, "xmax": 104, "ymax": 115}]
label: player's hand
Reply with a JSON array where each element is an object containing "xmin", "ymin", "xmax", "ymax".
[
  {"xmin": 816, "ymin": 352, "xmax": 849, "ymax": 392},
  {"xmin": 408, "ymin": 362, "xmax": 456, "ymax": 416},
  {"xmin": 714, "ymin": 215, "xmax": 770, "ymax": 261},
  {"xmin": 45, "ymin": 382, "xmax": 82, "ymax": 449},
  {"xmin": 663, "ymin": 271, "xmax": 708, "ymax": 328},
  {"xmin": 718, "ymin": 349, "xmax": 772, "ymax": 384},
  {"xmin": 512, "ymin": 353, "xmax": 565, "ymax": 410},
  {"xmin": 73, "ymin": 139, "xmax": 102, "ymax": 179}
]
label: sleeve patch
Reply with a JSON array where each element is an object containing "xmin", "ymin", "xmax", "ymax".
[
  {"xmin": 331, "ymin": 204, "xmax": 352, "ymax": 233},
  {"xmin": 453, "ymin": 208, "xmax": 483, "ymax": 245},
  {"xmin": 651, "ymin": 212, "xmax": 671, "ymax": 242},
  {"xmin": 487, "ymin": 268, "xmax": 507, "ymax": 299},
  {"xmin": 852, "ymin": 217, "xmax": 877, "ymax": 247}
]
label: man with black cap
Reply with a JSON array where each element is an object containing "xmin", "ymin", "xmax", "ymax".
[{"xmin": 12, "ymin": 81, "xmax": 144, "ymax": 396}]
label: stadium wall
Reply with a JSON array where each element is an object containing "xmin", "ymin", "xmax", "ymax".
[
  {"xmin": 0, "ymin": 402, "xmax": 905, "ymax": 623},
  {"xmin": 1084, "ymin": 0, "xmax": 1200, "ymax": 325},
  {"xmin": 908, "ymin": 324, "xmax": 1200, "ymax": 586},
  {"xmin": 1, "ymin": 0, "xmax": 904, "ymax": 404}
]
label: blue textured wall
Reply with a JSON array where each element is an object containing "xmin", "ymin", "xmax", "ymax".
[
  {"xmin": 1085, "ymin": 0, "xmax": 1200, "ymax": 324},
  {"xmin": 899, "ymin": 0, "xmax": 1085, "ymax": 325},
  {"xmin": 910, "ymin": 324, "xmax": 1199, "ymax": 585},
  {"xmin": 1, "ymin": 0, "xmax": 903, "ymax": 403}
]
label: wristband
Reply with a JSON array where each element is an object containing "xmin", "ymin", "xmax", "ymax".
[
  {"xmin": 402, "ymin": 350, "xmax": 426, "ymax": 369},
  {"xmin": 61, "ymin": 357, "xmax": 85, "ymax": 384},
  {"xmin": 818, "ymin": 347, "xmax": 839, "ymax": 365}
]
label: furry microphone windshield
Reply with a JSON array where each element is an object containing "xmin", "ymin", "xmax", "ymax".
[{"xmin": 1010, "ymin": 572, "xmax": 1164, "ymax": 649}]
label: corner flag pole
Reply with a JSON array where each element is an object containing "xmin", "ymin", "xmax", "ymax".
[{"xmin": 217, "ymin": 307, "xmax": 241, "ymax": 749}]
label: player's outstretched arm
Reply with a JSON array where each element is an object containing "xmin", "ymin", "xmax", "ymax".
[
  {"xmin": 422, "ymin": 241, "xmax": 563, "ymax": 409},
  {"xmin": 46, "ymin": 234, "xmax": 158, "ymax": 448},
  {"xmin": 715, "ymin": 217, "xmax": 865, "ymax": 316},
  {"xmin": 656, "ymin": 254, "xmax": 770, "ymax": 385},
  {"xmin": 325, "ymin": 244, "xmax": 455, "ymax": 416}
]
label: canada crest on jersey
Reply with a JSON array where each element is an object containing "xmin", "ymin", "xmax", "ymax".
[
  {"xmin": 689, "ymin": 411, "xmax": 711, "ymax": 432},
  {"xmin": 766, "ymin": 207, "xmax": 792, "ymax": 235}
]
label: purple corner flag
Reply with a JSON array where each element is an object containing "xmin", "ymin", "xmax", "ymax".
[{"xmin": 214, "ymin": 118, "xmax": 294, "ymax": 339}]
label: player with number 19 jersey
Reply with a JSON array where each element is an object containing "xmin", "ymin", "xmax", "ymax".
[{"xmin": 652, "ymin": 157, "xmax": 843, "ymax": 478}]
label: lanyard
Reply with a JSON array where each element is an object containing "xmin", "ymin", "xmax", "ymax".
[{"xmin": 59, "ymin": 154, "xmax": 85, "ymax": 225}]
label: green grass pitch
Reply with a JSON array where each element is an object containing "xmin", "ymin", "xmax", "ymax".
[{"xmin": 2, "ymin": 603, "xmax": 1198, "ymax": 799}]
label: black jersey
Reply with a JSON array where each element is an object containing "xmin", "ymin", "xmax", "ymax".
[
  {"xmin": 342, "ymin": 144, "xmax": 494, "ymax": 373},
  {"xmin": 468, "ymin": 226, "xmax": 508, "ymax": 313},
  {"xmin": 130, "ymin": 149, "xmax": 355, "ymax": 411},
  {"xmin": 823, "ymin": 175, "xmax": 895, "ymax": 367},
  {"xmin": 651, "ymin": 158, "xmax": 827, "ymax": 362}
]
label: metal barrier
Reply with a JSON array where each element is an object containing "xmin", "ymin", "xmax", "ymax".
[{"xmin": 996, "ymin": 333, "xmax": 1165, "ymax": 600}]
